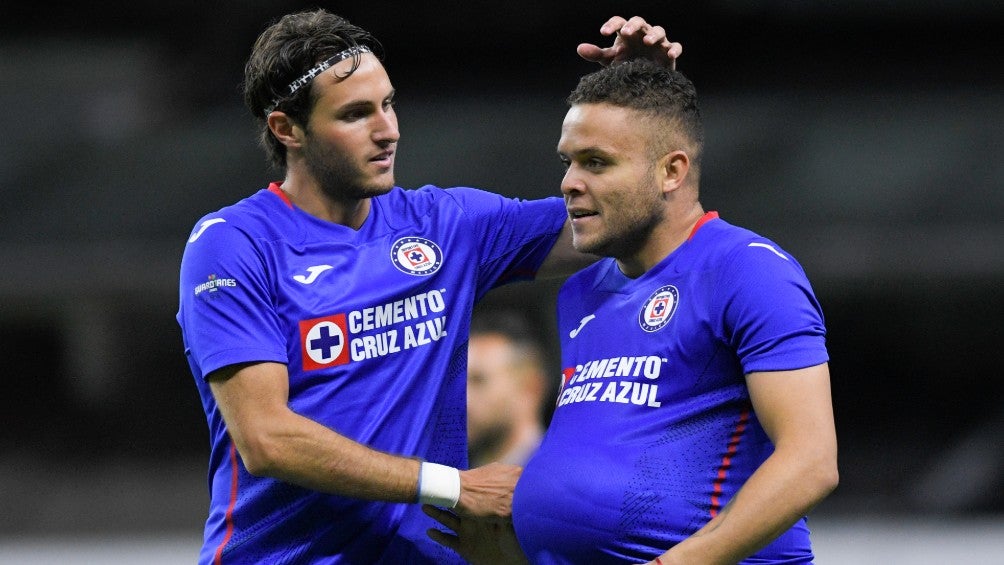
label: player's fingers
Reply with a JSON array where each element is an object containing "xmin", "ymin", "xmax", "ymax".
[
  {"xmin": 667, "ymin": 41, "xmax": 683, "ymax": 59},
  {"xmin": 422, "ymin": 504, "xmax": 461, "ymax": 531},
  {"xmin": 621, "ymin": 16, "xmax": 652, "ymax": 37},
  {"xmin": 576, "ymin": 43, "xmax": 609, "ymax": 63},
  {"xmin": 599, "ymin": 16, "xmax": 628, "ymax": 36},
  {"xmin": 426, "ymin": 528, "xmax": 461, "ymax": 550},
  {"xmin": 645, "ymin": 24, "xmax": 668, "ymax": 45}
]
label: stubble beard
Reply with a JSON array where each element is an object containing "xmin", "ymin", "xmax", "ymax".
[
  {"xmin": 574, "ymin": 191, "xmax": 665, "ymax": 260},
  {"xmin": 467, "ymin": 419, "xmax": 514, "ymax": 465},
  {"xmin": 303, "ymin": 138, "xmax": 395, "ymax": 202}
]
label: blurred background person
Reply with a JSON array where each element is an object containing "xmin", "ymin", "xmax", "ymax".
[{"xmin": 467, "ymin": 310, "xmax": 552, "ymax": 468}]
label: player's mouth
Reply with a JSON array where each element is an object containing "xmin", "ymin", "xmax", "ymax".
[
  {"xmin": 568, "ymin": 207, "xmax": 598, "ymax": 223},
  {"xmin": 370, "ymin": 150, "xmax": 395, "ymax": 167}
]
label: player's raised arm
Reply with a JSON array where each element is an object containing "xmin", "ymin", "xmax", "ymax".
[{"xmin": 577, "ymin": 16, "xmax": 683, "ymax": 68}]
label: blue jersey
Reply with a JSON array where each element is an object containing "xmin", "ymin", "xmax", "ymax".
[
  {"xmin": 177, "ymin": 183, "xmax": 566, "ymax": 564},
  {"xmin": 513, "ymin": 214, "xmax": 828, "ymax": 564}
]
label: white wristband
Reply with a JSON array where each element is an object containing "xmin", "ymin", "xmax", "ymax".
[{"xmin": 417, "ymin": 462, "xmax": 461, "ymax": 508}]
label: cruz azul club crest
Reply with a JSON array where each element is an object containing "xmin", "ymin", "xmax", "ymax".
[
  {"xmin": 391, "ymin": 236, "xmax": 443, "ymax": 276},
  {"xmin": 300, "ymin": 314, "xmax": 350, "ymax": 370},
  {"xmin": 639, "ymin": 284, "xmax": 680, "ymax": 332}
]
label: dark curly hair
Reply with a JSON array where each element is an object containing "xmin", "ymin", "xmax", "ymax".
[
  {"xmin": 242, "ymin": 9, "xmax": 384, "ymax": 169},
  {"xmin": 568, "ymin": 61, "xmax": 703, "ymax": 173}
]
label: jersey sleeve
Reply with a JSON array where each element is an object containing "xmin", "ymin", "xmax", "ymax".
[
  {"xmin": 717, "ymin": 240, "xmax": 829, "ymax": 374},
  {"xmin": 444, "ymin": 188, "xmax": 566, "ymax": 295},
  {"xmin": 177, "ymin": 217, "xmax": 287, "ymax": 379}
]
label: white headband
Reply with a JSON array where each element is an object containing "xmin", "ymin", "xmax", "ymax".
[{"xmin": 263, "ymin": 45, "xmax": 372, "ymax": 116}]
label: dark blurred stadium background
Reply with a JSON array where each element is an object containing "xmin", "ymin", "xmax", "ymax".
[{"xmin": 1, "ymin": 1, "xmax": 1002, "ymax": 561}]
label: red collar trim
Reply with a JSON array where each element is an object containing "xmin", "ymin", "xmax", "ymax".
[
  {"xmin": 268, "ymin": 182, "xmax": 294, "ymax": 209},
  {"xmin": 687, "ymin": 211, "xmax": 719, "ymax": 241}
]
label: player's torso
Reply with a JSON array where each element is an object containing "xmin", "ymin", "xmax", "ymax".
[
  {"xmin": 197, "ymin": 190, "xmax": 476, "ymax": 564},
  {"xmin": 260, "ymin": 195, "xmax": 478, "ymax": 455},
  {"xmin": 514, "ymin": 257, "xmax": 764, "ymax": 563}
]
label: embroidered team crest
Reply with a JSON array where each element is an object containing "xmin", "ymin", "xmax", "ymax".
[
  {"xmin": 639, "ymin": 285, "xmax": 680, "ymax": 332},
  {"xmin": 391, "ymin": 237, "xmax": 443, "ymax": 276},
  {"xmin": 300, "ymin": 314, "xmax": 351, "ymax": 370}
]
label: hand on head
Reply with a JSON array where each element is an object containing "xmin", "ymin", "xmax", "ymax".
[{"xmin": 577, "ymin": 16, "xmax": 682, "ymax": 69}]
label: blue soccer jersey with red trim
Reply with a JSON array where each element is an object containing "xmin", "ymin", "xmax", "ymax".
[
  {"xmin": 177, "ymin": 183, "xmax": 565, "ymax": 564},
  {"xmin": 513, "ymin": 214, "xmax": 828, "ymax": 564}
]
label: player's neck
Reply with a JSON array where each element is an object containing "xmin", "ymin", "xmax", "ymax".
[
  {"xmin": 616, "ymin": 202, "xmax": 706, "ymax": 278},
  {"xmin": 469, "ymin": 421, "xmax": 543, "ymax": 467},
  {"xmin": 278, "ymin": 174, "xmax": 371, "ymax": 230},
  {"xmin": 499, "ymin": 421, "xmax": 545, "ymax": 465}
]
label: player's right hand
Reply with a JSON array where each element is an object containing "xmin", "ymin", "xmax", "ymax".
[{"xmin": 577, "ymin": 15, "xmax": 682, "ymax": 69}]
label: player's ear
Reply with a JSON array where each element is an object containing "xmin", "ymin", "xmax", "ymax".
[
  {"xmin": 658, "ymin": 149, "xmax": 690, "ymax": 195},
  {"xmin": 267, "ymin": 111, "xmax": 305, "ymax": 149}
]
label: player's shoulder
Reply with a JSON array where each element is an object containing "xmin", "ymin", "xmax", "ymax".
[
  {"xmin": 692, "ymin": 217, "xmax": 812, "ymax": 288},
  {"xmin": 404, "ymin": 184, "xmax": 503, "ymax": 208},
  {"xmin": 184, "ymin": 188, "xmax": 294, "ymax": 247},
  {"xmin": 379, "ymin": 184, "xmax": 453, "ymax": 212},
  {"xmin": 378, "ymin": 184, "xmax": 508, "ymax": 228},
  {"xmin": 694, "ymin": 217, "xmax": 794, "ymax": 264}
]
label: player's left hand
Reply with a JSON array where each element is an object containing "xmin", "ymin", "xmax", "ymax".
[
  {"xmin": 577, "ymin": 16, "xmax": 682, "ymax": 69},
  {"xmin": 423, "ymin": 505, "xmax": 528, "ymax": 565}
]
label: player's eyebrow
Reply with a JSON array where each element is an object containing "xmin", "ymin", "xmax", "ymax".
[{"xmin": 336, "ymin": 88, "xmax": 395, "ymax": 114}]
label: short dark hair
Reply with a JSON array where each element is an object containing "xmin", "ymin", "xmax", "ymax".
[
  {"xmin": 568, "ymin": 61, "xmax": 704, "ymax": 169},
  {"xmin": 470, "ymin": 310, "xmax": 543, "ymax": 358},
  {"xmin": 242, "ymin": 9, "xmax": 383, "ymax": 169},
  {"xmin": 470, "ymin": 309, "xmax": 549, "ymax": 373}
]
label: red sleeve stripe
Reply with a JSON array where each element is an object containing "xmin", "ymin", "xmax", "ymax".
[
  {"xmin": 213, "ymin": 441, "xmax": 240, "ymax": 565},
  {"xmin": 709, "ymin": 407, "xmax": 750, "ymax": 518}
]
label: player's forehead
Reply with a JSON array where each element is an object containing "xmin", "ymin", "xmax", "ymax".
[
  {"xmin": 470, "ymin": 333, "xmax": 513, "ymax": 355},
  {"xmin": 469, "ymin": 334, "xmax": 518, "ymax": 365},
  {"xmin": 311, "ymin": 53, "xmax": 393, "ymax": 104},
  {"xmin": 558, "ymin": 103, "xmax": 646, "ymax": 155}
]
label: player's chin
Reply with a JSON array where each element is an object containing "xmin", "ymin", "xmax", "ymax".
[
  {"xmin": 572, "ymin": 234, "xmax": 614, "ymax": 258},
  {"xmin": 363, "ymin": 174, "xmax": 396, "ymax": 195},
  {"xmin": 571, "ymin": 231, "xmax": 600, "ymax": 255},
  {"xmin": 372, "ymin": 169, "xmax": 397, "ymax": 190}
]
